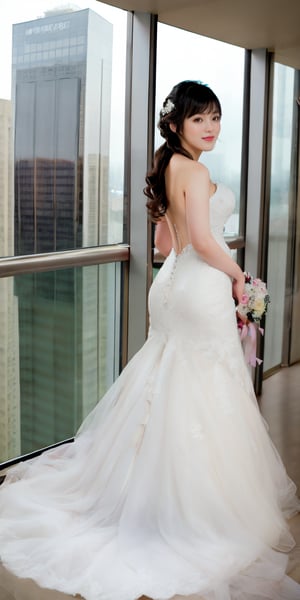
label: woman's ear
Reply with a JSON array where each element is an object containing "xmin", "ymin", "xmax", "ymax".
[{"xmin": 169, "ymin": 122, "xmax": 177, "ymax": 134}]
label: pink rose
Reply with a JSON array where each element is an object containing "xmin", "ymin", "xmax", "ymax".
[{"xmin": 241, "ymin": 293, "xmax": 249, "ymax": 305}]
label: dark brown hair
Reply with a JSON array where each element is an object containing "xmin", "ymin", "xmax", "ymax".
[{"xmin": 144, "ymin": 80, "xmax": 221, "ymax": 221}]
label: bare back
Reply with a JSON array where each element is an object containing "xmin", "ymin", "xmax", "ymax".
[{"xmin": 164, "ymin": 154, "xmax": 216, "ymax": 255}]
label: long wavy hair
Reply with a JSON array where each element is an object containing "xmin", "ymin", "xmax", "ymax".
[{"xmin": 144, "ymin": 80, "xmax": 221, "ymax": 221}]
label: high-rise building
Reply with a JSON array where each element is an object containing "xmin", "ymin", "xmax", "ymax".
[
  {"xmin": 13, "ymin": 7, "xmax": 112, "ymax": 254},
  {"xmin": 11, "ymin": 8, "xmax": 113, "ymax": 455},
  {"xmin": 0, "ymin": 99, "xmax": 20, "ymax": 461}
]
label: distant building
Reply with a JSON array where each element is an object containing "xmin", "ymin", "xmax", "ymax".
[
  {"xmin": 11, "ymin": 9, "xmax": 113, "ymax": 454},
  {"xmin": 13, "ymin": 7, "xmax": 112, "ymax": 253}
]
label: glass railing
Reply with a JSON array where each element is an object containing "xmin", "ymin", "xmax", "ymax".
[{"xmin": 0, "ymin": 245, "xmax": 129, "ymax": 465}]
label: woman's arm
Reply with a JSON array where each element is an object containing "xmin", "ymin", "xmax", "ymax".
[
  {"xmin": 184, "ymin": 162, "xmax": 245, "ymax": 303},
  {"xmin": 154, "ymin": 218, "xmax": 173, "ymax": 257}
]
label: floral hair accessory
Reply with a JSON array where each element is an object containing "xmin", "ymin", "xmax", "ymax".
[{"xmin": 161, "ymin": 98, "xmax": 175, "ymax": 116}]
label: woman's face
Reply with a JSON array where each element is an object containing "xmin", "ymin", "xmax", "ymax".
[{"xmin": 178, "ymin": 109, "xmax": 221, "ymax": 159}]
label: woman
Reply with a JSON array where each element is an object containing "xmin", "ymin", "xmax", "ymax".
[{"xmin": 0, "ymin": 80, "xmax": 299, "ymax": 600}]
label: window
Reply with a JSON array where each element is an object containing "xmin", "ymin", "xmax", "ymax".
[
  {"xmin": 0, "ymin": 1, "xmax": 128, "ymax": 257},
  {"xmin": 155, "ymin": 23, "xmax": 245, "ymax": 236},
  {"xmin": 263, "ymin": 63, "xmax": 298, "ymax": 372}
]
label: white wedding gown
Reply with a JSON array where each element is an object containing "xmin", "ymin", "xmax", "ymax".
[{"xmin": 0, "ymin": 183, "xmax": 300, "ymax": 600}]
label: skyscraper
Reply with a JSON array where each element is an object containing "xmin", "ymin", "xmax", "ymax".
[
  {"xmin": 13, "ymin": 7, "xmax": 112, "ymax": 253},
  {"xmin": 11, "ymin": 8, "xmax": 113, "ymax": 455}
]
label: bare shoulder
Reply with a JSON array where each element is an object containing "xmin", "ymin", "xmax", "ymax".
[
  {"xmin": 169, "ymin": 154, "xmax": 209, "ymax": 183},
  {"xmin": 166, "ymin": 155, "xmax": 211, "ymax": 206},
  {"xmin": 186, "ymin": 160, "xmax": 210, "ymax": 183}
]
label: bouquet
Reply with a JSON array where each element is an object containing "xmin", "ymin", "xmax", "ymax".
[{"xmin": 236, "ymin": 273, "xmax": 270, "ymax": 367}]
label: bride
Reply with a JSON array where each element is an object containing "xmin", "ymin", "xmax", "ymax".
[{"xmin": 0, "ymin": 80, "xmax": 300, "ymax": 600}]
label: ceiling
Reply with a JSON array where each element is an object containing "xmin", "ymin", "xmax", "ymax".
[{"xmin": 98, "ymin": 0, "xmax": 300, "ymax": 69}]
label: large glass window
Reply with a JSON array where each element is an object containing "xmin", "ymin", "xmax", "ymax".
[
  {"xmin": 0, "ymin": 261, "xmax": 122, "ymax": 463},
  {"xmin": 155, "ymin": 23, "xmax": 245, "ymax": 236},
  {"xmin": 0, "ymin": 1, "xmax": 129, "ymax": 466},
  {"xmin": 0, "ymin": 1, "xmax": 128, "ymax": 257},
  {"xmin": 263, "ymin": 63, "xmax": 298, "ymax": 373}
]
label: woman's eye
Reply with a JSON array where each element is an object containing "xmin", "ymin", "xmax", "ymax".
[
  {"xmin": 213, "ymin": 115, "xmax": 221, "ymax": 121},
  {"xmin": 194, "ymin": 117, "xmax": 202, "ymax": 123}
]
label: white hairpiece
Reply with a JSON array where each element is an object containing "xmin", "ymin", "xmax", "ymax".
[{"xmin": 161, "ymin": 98, "xmax": 175, "ymax": 116}]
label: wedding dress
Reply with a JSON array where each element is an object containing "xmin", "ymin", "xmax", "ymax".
[{"xmin": 0, "ymin": 183, "xmax": 300, "ymax": 600}]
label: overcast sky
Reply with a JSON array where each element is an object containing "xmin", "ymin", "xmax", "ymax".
[{"xmin": 0, "ymin": 0, "xmax": 125, "ymax": 99}]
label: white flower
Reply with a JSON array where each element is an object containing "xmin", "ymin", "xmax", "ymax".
[{"xmin": 161, "ymin": 98, "xmax": 175, "ymax": 115}]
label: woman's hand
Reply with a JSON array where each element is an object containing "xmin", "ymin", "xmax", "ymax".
[
  {"xmin": 232, "ymin": 273, "xmax": 245, "ymax": 305},
  {"xmin": 236, "ymin": 310, "xmax": 249, "ymax": 325}
]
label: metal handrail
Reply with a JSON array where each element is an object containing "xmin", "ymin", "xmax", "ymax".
[
  {"xmin": 226, "ymin": 236, "xmax": 245, "ymax": 249},
  {"xmin": 153, "ymin": 236, "xmax": 245, "ymax": 264},
  {"xmin": 0, "ymin": 244, "xmax": 130, "ymax": 278}
]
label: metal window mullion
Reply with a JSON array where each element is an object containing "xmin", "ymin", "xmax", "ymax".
[
  {"xmin": 237, "ymin": 49, "xmax": 251, "ymax": 268},
  {"xmin": 244, "ymin": 48, "xmax": 271, "ymax": 394},
  {"xmin": 127, "ymin": 12, "xmax": 157, "ymax": 360},
  {"xmin": 245, "ymin": 49, "xmax": 271, "ymax": 279}
]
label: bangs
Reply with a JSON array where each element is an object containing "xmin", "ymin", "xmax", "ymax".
[
  {"xmin": 180, "ymin": 82, "xmax": 222, "ymax": 118},
  {"xmin": 185, "ymin": 99, "xmax": 221, "ymax": 118}
]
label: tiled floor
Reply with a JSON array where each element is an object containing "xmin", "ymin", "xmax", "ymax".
[
  {"xmin": 260, "ymin": 363, "xmax": 300, "ymax": 492},
  {"xmin": 260, "ymin": 363, "xmax": 300, "ymax": 585},
  {"xmin": 0, "ymin": 364, "xmax": 299, "ymax": 599}
]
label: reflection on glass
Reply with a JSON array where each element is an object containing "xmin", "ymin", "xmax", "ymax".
[
  {"xmin": 0, "ymin": 262, "xmax": 121, "ymax": 463},
  {"xmin": 155, "ymin": 23, "xmax": 245, "ymax": 236},
  {"xmin": 0, "ymin": 2, "xmax": 127, "ymax": 257},
  {"xmin": 15, "ymin": 75, "xmax": 81, "ymax": 254},
  {"xmin": 263, "ymin": 63, "xmax": 296, "ymax": 372}
]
